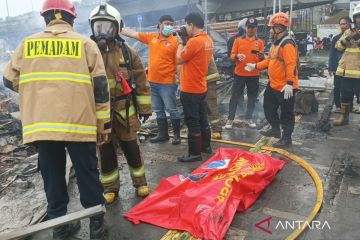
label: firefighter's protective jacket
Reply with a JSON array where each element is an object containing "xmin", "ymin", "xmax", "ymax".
[
  {"xmin": 256, "ymin": 35, "xmax": 299, "ymax": 91},
  {"xmin": 3, "ymin": 20, "xmax": 111, "ymax": 144},
  {"xmin": 103, "ymin": 41, "xmax": 151, "ymax": 132},
  {"xmin": 335, "ymin": 29, "xmax": 360, "ymax": 79},
  {"xmin": 206, "ymin": 58, "xmax": 220, "ymax": 83}
]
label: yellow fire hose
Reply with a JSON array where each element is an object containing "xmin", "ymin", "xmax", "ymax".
[
  {"xmin": 210, "ymin": 139, "xmax": 324, "ymax": 240},
  {"xmin": 139, "ymin": 129, "xmax": 323, "ymax": 239}
]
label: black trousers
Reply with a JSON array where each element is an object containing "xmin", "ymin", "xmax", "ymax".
[
  {"xmin": 341, "ymin": 77, "xmax": 360, "ymax": 104},
  {"xmin": 334, "ymin": 75, "xmax": 342, "ymax": 108},
  {"xmin": 38, "ymin": 141, "xmax": 104, "ymax": 219},
  {"xmin": 180, "ymin": 91, "xmax": 209, "ymax": 134},
  {"xmin": 263, "ymin": 86, "xmax": 296, "ymax": 136},
  {"xmin": 228, "ymin": 75, "xmax": 259, "ymax": 120}
]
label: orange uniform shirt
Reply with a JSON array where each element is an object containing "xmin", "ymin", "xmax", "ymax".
[
  {"xmin": 138, "ymin": 32, "xmax": 178, "ymax": 84},
  {"xmin": 231, "ymin": 36, "xmax": 264, "ymax": 76},
  {"xmin": 180, "ymin": 32, "xmax": 214, "ymax": 94},
  {"xmin": 256, "ymin": 40, "xmax": 298, "ymax": 91}
]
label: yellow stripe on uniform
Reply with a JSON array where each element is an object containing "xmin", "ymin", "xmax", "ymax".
[
  {"xmin": 23, "ymin": 122, "xmax": 96, "ymax": 136},
  {"xmin": 206, "ymin": 72, "xmax": 220, "ymax": 81},
  {"xmin": 117, "ymin": 105, "xmax": 136, "ymax": 119},
  {"xmin": 19, "ymin": 72, "xmax": 91, "ymax": 85},
  {"xmin": 96, "ymin": 110, "xmax": 111, "ymax": 120},
  {"xmin": 136, "ymin": 95, "xmax": 151, "ymax": 105},
  {"xmin": 100, "ymin": 169, "xmax": 119, "ymax": 184},
  {"xmin": 345, "ymin": 48, "xmax": 360, "ymax": 53},
  {"xmin": 336, "ymin": 67, "xmax": 360, "ymax": 75},
  {"xmin": 129, "ymin": 166, "xmax": 145, "ymax": 177}
]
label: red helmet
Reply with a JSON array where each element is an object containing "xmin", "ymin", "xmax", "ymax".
[
  {"xmin": 40, "ymin": 0, "xmax": 77, "ymax": 18},
  {"xmin": 268, "ymin": 12, "xmax": 290, "ymax": 28}
]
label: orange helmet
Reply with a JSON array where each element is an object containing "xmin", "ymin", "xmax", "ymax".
[
  {"xmin": 40, "ymin": 0, "xmax": 77, "ymax": 18},
  {"xmin": 268, "ymin": 12, "xmax": 290, "ymax": 28}
]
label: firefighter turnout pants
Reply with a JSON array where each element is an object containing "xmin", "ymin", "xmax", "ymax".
[
  {"xmin": 206, "ymin": 81, "xmax": 222, "ymax": 133},
  {"xmin": 340, "ymin": 77, "xmax": 360, "ymax": 104},
  {"xmin": 98, "ymin": 119, "xmax": 147, "ymax": 194},
  {"xmin": 38, "ymin": 141, "xmax": 104, "ymax": 219},
  {"xmin": 263, "ymin": 86, "xmax": 296, "ymax": 137}
]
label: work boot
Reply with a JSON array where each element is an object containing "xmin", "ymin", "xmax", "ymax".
[
  {"xmin": 90, "ymin": 214, "xmax": 104, "ymax": 240},
  {"xmin": 136, "ymin": 185, "xmax": 150, "ymax": 197},
  {"xmin": 260, "ymin": 127, "xmax": 281, "ymax": 138},
  {"xmin": 201, "ymin": 128, "xmax": 212, "ymax": 154},
  {"xmin": 178, "ymin": 133, "xmax": 202, "ymax": 162},
  {"xmin": 53, "ymin": 221, "xmax": 81, "ymax": 240},
  {"xmin": 150, "ymin": 118, "xmax": 169, "ymax": 143},
  {"xmin": 103, "ymin": 192, "xmax": 118, "ymax": 205},
  {"xmin": 333, "ymin": 103, "xmax": 350, "ymax": 126},
  {"xmin": 273, "ymin": 134, "xmax": 292, "ymax": 148},
  {"xmin": 223, "ymin": 120, "xmax": 233, "ymax": 129},
  {"xmin": 171, "ymin": 119, "xmax": 181, "ymax": 145}
]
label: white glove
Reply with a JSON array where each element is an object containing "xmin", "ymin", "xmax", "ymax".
[
  {"xmin": 245, "ymin": 63, "xmax": 256, "ymax": 72},
  {"xmin": 281, "ymin": 84, "xmax": 293, "ymax": 100}
]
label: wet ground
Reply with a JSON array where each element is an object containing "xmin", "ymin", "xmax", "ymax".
[
  {"xmin": 2, "ymin": 53, "xmax": 360, "ymax": 240},
  {"xmin": 26, "ymin": 88, "xmax": 360, "ymax": 240}
]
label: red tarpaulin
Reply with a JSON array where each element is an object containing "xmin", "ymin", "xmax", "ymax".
[{"xmin": 124, "ymin": 148, "xmax": 285, "ymax": 240}]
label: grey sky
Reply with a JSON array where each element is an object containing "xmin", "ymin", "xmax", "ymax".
[{"xmin": 0, "ymin": 0, "xmax": 80, "ymax": 19}]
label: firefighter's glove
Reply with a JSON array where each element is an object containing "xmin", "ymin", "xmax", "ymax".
[
  {"xmin": 281, "ymin": 84, "xmax": 293, "ymax": 100},
  {"xmin": 245, "ymin": 63, "xmax": 256, "ymax": 72},
  {"xmin": 139, "ymin": 114, "xmax": 151, "ymax": 123}
]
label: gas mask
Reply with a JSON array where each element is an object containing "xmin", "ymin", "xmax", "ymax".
[{"xmin": 91, "ymin": 20, "xmax": 118, "ymax": 50}]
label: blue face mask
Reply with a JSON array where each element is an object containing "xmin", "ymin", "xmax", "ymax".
[{"xmin": 162, "ymin": 25, "xmax": 173, "ymax": 36}]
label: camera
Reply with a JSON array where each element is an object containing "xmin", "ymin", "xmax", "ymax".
[{"xmin": 173, "ymin": 26, "xmax": 187, "ymax": 37}]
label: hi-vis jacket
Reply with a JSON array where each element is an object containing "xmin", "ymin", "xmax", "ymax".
[
  {"xmin": 206, "ymin": 57, "xmax": 220, "ymax": 83},
  {"xmin": 335, "ymin": 28, "xmax": 360, "ymax": 79},
  {"xmin": 256, "ymin": 35, "xmax": 299, "ymax": 92},
  {"xmin": 3, "ymin": 20, "xmax": 111, "ymax": 144},
  {"xmin": 103, "ymin": 41, "xmax": 151, "ymax": 132}
]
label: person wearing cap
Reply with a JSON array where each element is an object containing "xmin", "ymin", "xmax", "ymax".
[
  {"xmin": 246, "ymin": 12, "xmax": 298, "ymax": 147},
  {"xmin": 121, "ymin": 15, "xmax": 181, "ymax": 145},
  {"xmin": 224, "ymin": 17, "xmax": 264, "ymax": 129},
  {"xmin": 3, "ymin": 0, "xmax": 109, "ymax": 239},
  {"xmin": 227, "ymin": 18, "xmax": 247, "ymax": 58}
]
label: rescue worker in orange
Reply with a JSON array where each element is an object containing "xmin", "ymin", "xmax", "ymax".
[
  {"xmin": 3, "ymin": 0, "xmax": 109, "ymax": 239},
  {"xmin": 225, "ymin": 17, "xmax": 264, "ymax": 129},
  {"xmin": 89, "ymin": 3, "xmax": 152, "ymax": 204},
  {"xmin": 121, "ymin": 15, "xmax": 181, "ymax": 145},
  {"xmin": 176, "ymin": 13, "xmax": 214, "ymax": 162},
  {"xmin": 246, "ymin": 12, "xmax": 298, "ymax": 147}
]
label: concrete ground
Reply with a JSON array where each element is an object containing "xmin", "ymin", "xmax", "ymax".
[{"xmin": 29, "ymin": 88, "xmax": 360, "ymax": 240}]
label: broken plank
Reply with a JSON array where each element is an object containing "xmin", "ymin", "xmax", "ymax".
[{"xmin": 0, "ymin": 205, "xmax": 106, "ymax": 240}]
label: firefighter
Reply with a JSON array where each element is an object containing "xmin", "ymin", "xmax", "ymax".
[
  {"xmin": 333, "ymin": 4, "xmax": 360, "ymax": 128},
  {"xmin": 3, "ymin": 0, "xmax": 109, "ymax": 239},
  {"xmin": 246, "ymin": 12, "xmax": 298, "ymax": 147},
  {"xmin": 225, "ymin": 17, "xmax": 264, "ymax": 129},
  {"xmin": 121, "ymin": 15, "xmax": 181, "ymax": 145},
  {"xmin": 89, "ymin": 3, "xmax": 152, "ymax": 203},
  {"xmin": 176, "ymin": 13, "xmax": 214, "ymax": 162}
]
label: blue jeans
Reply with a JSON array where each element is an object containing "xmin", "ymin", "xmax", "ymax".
[{"xmin": 150, "ymin": 82, "xmax": 181, "ymax": 120}]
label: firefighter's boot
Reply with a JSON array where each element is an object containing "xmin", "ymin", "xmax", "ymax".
[
  {"xmin": 178, "ymin": 133, "xmax": 202, "ymax": 162},
  {"xmin": 103, "ymin": 192, "xmax": 118, "ymax": 204},
  {"xmin": 201, "ymin": 127, "xmax": 213, "ymax": 154},
  {"xmin": 53, "ymin": 221, "xmax": 81, "ymax": 240},
  {"xmin": 211, "ymin": 132, "xmax": 222, "ymax": 139},
  {"xmin": 171, "ymin": 119, "xmax": 181, "ymax": 145},
  {"xmin": 333, "ymin": 103, "xmax": 350, "ymax": 126},
  {"xmin": 150, "ymin": 118, "xmax": 169, "ymax": 143},
  {"xmin": 90, "ymin": 214, "xmax": 104, "ymax": 240},
  {"xmin": 120, "ymin": 140, "xmax": 150, "ymax": 197}
]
